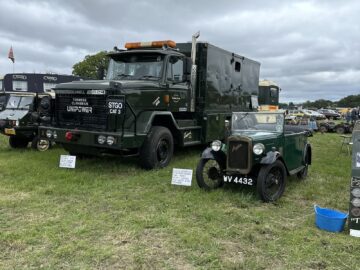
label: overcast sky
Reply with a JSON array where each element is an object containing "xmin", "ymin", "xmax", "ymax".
[{"xmin": 0, "ymin": 0, "xmax": 359, "ymax": 102}]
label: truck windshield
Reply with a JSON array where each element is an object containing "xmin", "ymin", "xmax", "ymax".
[
  {"xmin": 232, "ymin": 112, "xmax": 284, "ymax": 133},
  {"xmin": 107, "ymin": 53, "xmax": 164, "ymax": 81},
  {"xmin": 6, "ymin": 96, "xmax": 33, "ymax": 110}
]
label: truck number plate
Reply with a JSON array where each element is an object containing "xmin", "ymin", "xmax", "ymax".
[
  {"xmin": 223, "ymin": 175, "xmax": 253, "ymax": 186},
  {"xmin": 4, "ymin": 128, "xmax": 16, "ymax": 135},
  {"xmin": 107, "ymin": 99, "xmax": 124, "ymax": 115}
]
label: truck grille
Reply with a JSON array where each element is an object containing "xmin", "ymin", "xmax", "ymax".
[
  {"xmin": 227, "ymin": 137, "xmax": 252, "ymax": 173},
  {"xmin": 56, "ymin": 93, "xmax": 107, "ymax": 130}
]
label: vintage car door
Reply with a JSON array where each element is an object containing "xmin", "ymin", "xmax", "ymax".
[{"xmin": 283, "ymin": 133, "xmax": 306, "ymax": 172}]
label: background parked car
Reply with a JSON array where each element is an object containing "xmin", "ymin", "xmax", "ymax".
[
  {"xmin": 317, "ymin": 109, "xmax": 341, "ymax": 120},
  {"xmin": 302, "ymin": 109, "xmax": 326, "ymax": 120}
]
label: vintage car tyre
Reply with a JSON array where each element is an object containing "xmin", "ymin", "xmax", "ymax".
[
  {"xmin": 257, "ymin": 160, "xmax": 286, "ymax": 202},
  {"xmin": 139, "ymin": 126, "xmax": 174, "ymax": 170},
  {"xmin": 9, "ymin": 136, "xmax": 29, "ymax": 148},
  {"xmin": 196, "ymin": 158, "xmax": 224, "ymax": 190},
  {"xmin": 31, "ymin": 136, "xmax": 51, "ymax": 152},
  {"xmin": 336, "ymin": 125, "xmax": 345, "ymax": 134}
]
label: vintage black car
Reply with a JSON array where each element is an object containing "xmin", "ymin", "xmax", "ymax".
[
  {"xmin": 0, "ymin": 92, "xmax": 54, "ymax": 151},
  {"xmin": 196, "ymin": 112, "xmax": 312, "ymax": 202}
]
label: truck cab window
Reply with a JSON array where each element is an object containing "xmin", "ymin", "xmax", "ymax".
[
  {"xmin": 167, "ymin": 57, "xmax": 184, "ymax": 82},
  {"xmin": 107, "ymin": 53, "xmax": 164, "ymax": 81}
]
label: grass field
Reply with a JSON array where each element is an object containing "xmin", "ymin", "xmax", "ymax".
[{"xmin": 0, "ymin": 133, "xmax": 359, "ymax": 269}]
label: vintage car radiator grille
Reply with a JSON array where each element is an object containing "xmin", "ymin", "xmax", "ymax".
[
  {"xmin": 56, "ymin": 93, "xmax": 107, "ymax": 130},
  {"xmin": 228, "ymin": 140, "xmax": 249, "ymax": 170}
]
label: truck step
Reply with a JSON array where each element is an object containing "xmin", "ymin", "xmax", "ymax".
[
  {"xmin": 178, "ymin": 126, "xmax": 202, "ymax": 131},
  {"xmin": 183, "ymin": 140, "xmax": 202, "ymax": 147}
]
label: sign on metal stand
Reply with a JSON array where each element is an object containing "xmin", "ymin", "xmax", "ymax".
[{"xmin": 349, "ymin": 121, "xmax": 360, "ymax": 237}]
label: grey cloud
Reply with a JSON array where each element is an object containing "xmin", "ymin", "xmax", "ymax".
[{"xmin": 0, "ymin": 0, "xmax": 359, "ymax": 102}]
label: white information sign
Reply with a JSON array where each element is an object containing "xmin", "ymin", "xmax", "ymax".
[
  {"xmin": 59, "ymin": 155, "xmax": 76, "ymax": 169},
  {"xmin": 171, "ymin": 168, "xmax": 193, "ymax": 186}
]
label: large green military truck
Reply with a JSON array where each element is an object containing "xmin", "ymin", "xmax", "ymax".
[{"xmin": 39, "ymin": 33, "xmax": 260, "ymax": 169}]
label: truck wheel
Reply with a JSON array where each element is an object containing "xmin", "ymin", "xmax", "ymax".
[
  {"xmin": 139, "ymin": 126, "xmax": 174, "ymax": 169},
  {"xmin": 9, "ymin": 136, "xmax": 29, "ymax": 148},
  {"xmin": 336, "ymin": 126, "xmax": 345, "ymax": 134},
  {"xmin": 257, "ymin": 160, "xmax": 286, "ymax": 202},
  {"xmin": 196, "ymin": 158, "xmax": 224, "ymax": 190},
  {"xmin": 31, "ymin": 136, "xmax": 51, "ymax": 152}
]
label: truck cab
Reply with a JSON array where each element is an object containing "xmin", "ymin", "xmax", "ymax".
[{"xmin": 40, "ymin": 36, "xmax": 261, "ymax": 169}]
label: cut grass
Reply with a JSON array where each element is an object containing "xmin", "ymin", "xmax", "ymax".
[{"xmin": 0, "ymin": 133, "xmax": 359, "ymax": 269}]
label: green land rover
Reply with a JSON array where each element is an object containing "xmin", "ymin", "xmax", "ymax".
[{"xmin": 196, "ymin": 111, "xmax": 312, "ymax": 202}]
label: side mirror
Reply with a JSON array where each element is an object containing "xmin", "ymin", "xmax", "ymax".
[{"xmin": 183, "ymin": 57, "xmax": 192, "ymax": 81}]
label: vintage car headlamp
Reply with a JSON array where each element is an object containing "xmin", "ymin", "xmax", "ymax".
[
  {"xmin": 97, "ymin": 135, "xmax": 106, "ymax": 144},
  {"xmin": 106, "ymin": 136, "xmax": 115, "ymax": 145},
  {"xmin": 46, "ymin": 130, "xmax": 53, "ymax": 138},
  {"xmin": 253, "ymin": 143, "xmax": 265, "ymax": 155},
  {"xmin": 211, "ymin": 140, "xmax": 222, "ymax": 152}
]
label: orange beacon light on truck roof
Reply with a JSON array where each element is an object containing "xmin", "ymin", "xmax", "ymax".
[{"xmin": 125, "ymin": 40, "xmax": 176, "ymax": 49}]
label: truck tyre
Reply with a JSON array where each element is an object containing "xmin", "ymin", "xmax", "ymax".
[
  {"xmin": 9, "ymin": 136, "xmax": 29, "ymax": 148},
  {"xmin": 257, "ymin": 160, "xmax": 286, "ymax": 202},
  {"xmin": 31, "ymin": 136, "xmax": 51, "ymax": 152},
  {"xmin": 196, "ymin": 158, "xmax": 224, "ymax": 190},
  {"xmin": 139, "ymin": 126, "xmax": 173, "ymax": 170},
  {"xmin": 336, "ymin": 125, "xmax": 345, "ymax": 134}
]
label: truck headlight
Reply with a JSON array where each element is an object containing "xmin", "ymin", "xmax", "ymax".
[
  {"xmin": 97, "ymin": 135, "xmax": 106, "ymax": 144},
  {"xmin": 253, "ymin": 143, "xmax": 265, "ymax": 155},
  {"xmin": 46, "ymin": 130, "xmax": 53, "ymax": 138},
  {"xmin": 106, "ymin": 136, "xmax": 115, "ymax": 145},
  {"xmin": 53, "ymin": 131, "xmax": 58, "ymax": 139},
  {"xmin": 211, "ymin": 140, "xmax": 222, "ymax": 152}
]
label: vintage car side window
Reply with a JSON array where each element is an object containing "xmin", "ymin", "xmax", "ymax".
[{"xmin": 167, "ymin": 57, "xmax": 184, "ymax": 82}]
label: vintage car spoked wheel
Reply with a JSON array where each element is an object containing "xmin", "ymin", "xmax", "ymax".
[
  {"xmin": 9, "ymin": 136, "xmax": 29, "ymax": 148},
  {"xmin": 257, "ymin": 160, "xmax": 286, "ymax": 202},
  {"xmin": 139, "ymin": 126, "xmax": 174, "ymax": 170},
  {"xmin": 196, "ymin": 158, "xmax": 224, "ymax": 190}
]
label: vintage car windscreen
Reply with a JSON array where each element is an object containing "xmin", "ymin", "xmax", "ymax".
[
  {"xmin": 6, "ymin": 96, "xmax": 33, "ymax": 110},
  {"xmin": 107, "ymin": 53, "xmax": 164, "ymax": 81},
  {"xmin": 232, "ymin": 112, "xmax": 284, "ymax": 133}
]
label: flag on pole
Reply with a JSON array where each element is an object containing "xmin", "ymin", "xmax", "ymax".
[{"xmin": 8, "ymin": 46, "xmax": 15, "ymax": 63}]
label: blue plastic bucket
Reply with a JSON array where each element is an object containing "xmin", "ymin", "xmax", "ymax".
[{"xmin": 314, "ymin": 205, "xmax": 348, "ymax": 232}]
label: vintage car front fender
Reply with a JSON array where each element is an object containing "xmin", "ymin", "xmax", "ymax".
[
  {"xmin": 260, "ymin": 151, "xmax": 281, "ymax": 165},
  {"xmin": 200, "ymin": 147, "xmax": 227, "ymax": 168}
]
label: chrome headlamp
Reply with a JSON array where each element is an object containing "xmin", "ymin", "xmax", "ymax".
[
  {"xmin": 211, "ymin": 140, "xmax": 222, "ymax": 152},
  {"xmin": 253, "ymin": 143, "xmax": 265, "ymax": 155}
]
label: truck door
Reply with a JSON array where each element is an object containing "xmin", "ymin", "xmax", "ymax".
[{"xmin": 166, "ymin": 56, "xmax": 189, "ymax": 112}]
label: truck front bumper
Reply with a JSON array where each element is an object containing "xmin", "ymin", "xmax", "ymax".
[{"xmin": 39, "ymin": 127, "xmax": 146, "ymax": 150}]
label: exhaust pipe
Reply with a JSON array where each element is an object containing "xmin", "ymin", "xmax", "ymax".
[{"xmin": 190, "ymin": 31, "xmax": 200, "ymax": 112}]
